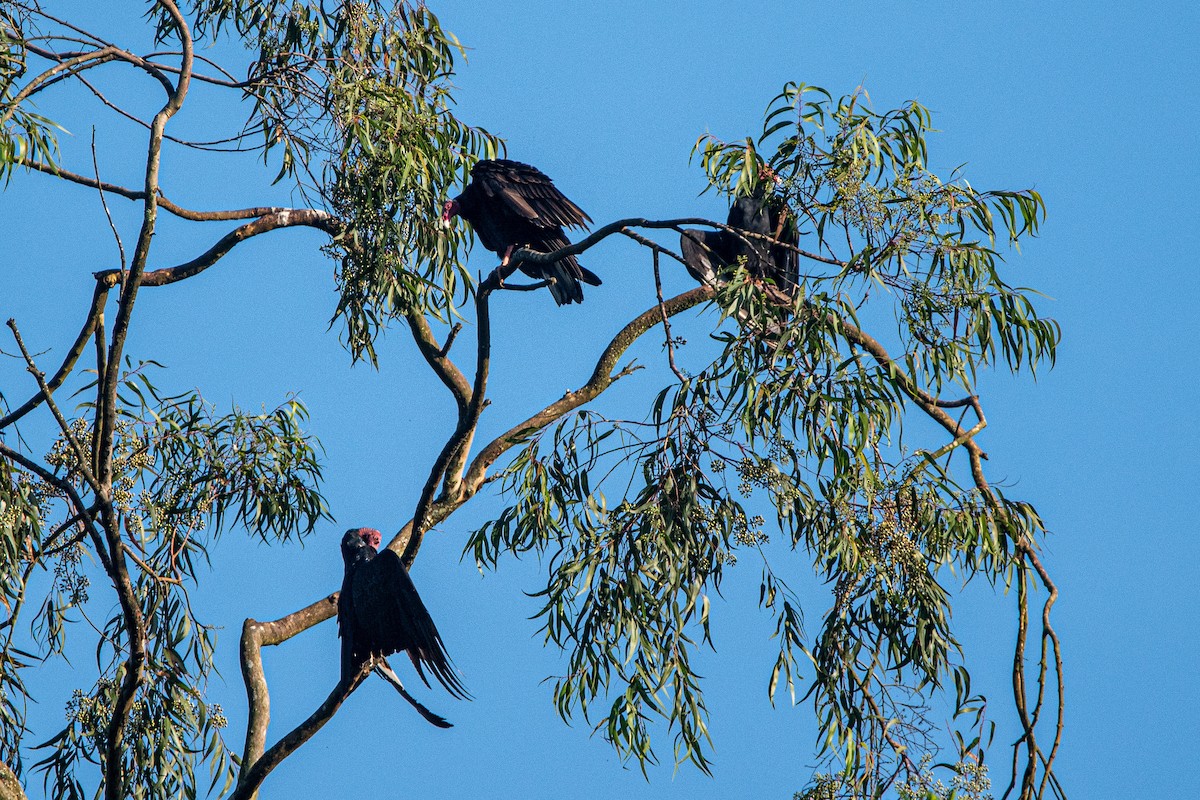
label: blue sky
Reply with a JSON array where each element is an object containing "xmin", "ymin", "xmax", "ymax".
[{"xmin": 3, "ymin": 1, "xmax": 1198, "ymax": 797}]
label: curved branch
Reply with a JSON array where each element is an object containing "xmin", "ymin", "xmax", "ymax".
[
  {"xmin": 93, "ymin": 209, "xmax": 341, "ymax": 289},
  {"xmin": 98, "ymin": 6, "xmax": 192, "ymax": 796},
  {"xmin": 18, "ymin": 158, "xmax": 302, "ymax": 222},
  {"xmin": 0, "ymin": 283, "xmax": 108, "ymax": 429},
  {"xmin": 834, "ymin": 312, "xmax": 989, "ymax": 462},
  {"xmin": 231, "ymin": 671, "xmax": 363, "ymax": 800},
  {"xmin": 19, "ymin": 39, "xmax": 174, "ymax": 98},
  {"xmin": 403, "ymin": 280, "xmax": 498, "ymax": 567},
  {"xmin": 239, "ymin": 594, "xmax": 339, "ymax": 785},
  {"xmin": 0, "ymin": 48, "xmax": 122, "ymax": 125},
  {"xmin": 404, "ymin": 313, "xmax": 470, "ymax": 414},
  {"xmin": 504, "ymin": 217, "xmax": 841, "ymax": 270},
  {"xmin": 394, "ymin": 284, "xmax": 715, "ymax": 557}
]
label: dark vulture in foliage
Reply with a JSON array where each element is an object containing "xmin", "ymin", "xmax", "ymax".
[
  {"xmin": 338, "ymin": 528, "xmax": 467, "ymax": 727},
  {"xmin": 680, "ymin": 189, "xmax": 798, "ymax": 298},
  {"xmin": 442, "ymin": 159, "xmax": 601, "ymax": 305}
]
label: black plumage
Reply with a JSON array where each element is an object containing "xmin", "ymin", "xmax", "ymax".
[
  {"xmin": 680, "ymin": 191, "xmax": 798, "ymax": 296},
  {"xmin": 338, "ymin": 528, "xmax": 467, "ymax": 708},
  {"xmin": 442, "ymin": 159, "xmax": 600, "ymax": 305}
]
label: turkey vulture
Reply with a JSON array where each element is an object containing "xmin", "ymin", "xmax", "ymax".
[
  {"xmin": 680, "ymin": 190, "xmax": 798, "ymax": 297},
  {"xmin": 442, "ymin": 159, "xmax": 601, "ymax": 305},
  {"xmin": 338, "ymin": 528, "xmax": 467, "ymax": 725}
]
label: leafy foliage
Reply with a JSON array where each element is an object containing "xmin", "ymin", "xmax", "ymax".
[
  {"xmin": 1, "ymin": 1, "xmax": 1062, "ymax": 797},
  {"xmin": 1, "ymin": 361, "xmax": 327, "ymax": 798},
  {"xmin": 0, "ymin": 6, "xmax": 63, "ymax": 182},
  {"xmin": 468, "ymin": 85, "xmax": 1058, "ymax": 794},
  {"xmin": 175, "ymin": 0, "xmax": 499, "ymax": 361}
]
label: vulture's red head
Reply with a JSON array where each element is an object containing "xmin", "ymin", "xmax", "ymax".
[
  {"xmin": 441, "ymin": 199, "xmax": 460, "ymax": 224},
  {"xmin": 354, "ymin": 527, "xmax": 382, "ymax": 549}
]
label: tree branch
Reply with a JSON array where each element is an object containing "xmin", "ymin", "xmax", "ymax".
[
  {"xmin": 404, "ymin": 313, "xmax": 471, "ymax": 415},
  {"xmin": 0, "ymin": 283, "xmax": 108, "ymax": 430},
  {"xmin": 92, "ymin": 209, "xmax": 341, "ymax": 289},
  {"xmin": 402, "ymin": 277, "xmax": 499, "ymax": 567},
  {"xmin": 0, "ymin": 48, "xmax": 123, "ymax": 125},
  {"xmin": 231, "ymin": 670, "xmax": 364, "ymax": 800},
  {"xmin": 0, "ymin": 760, "xmax": 28, "ymax": 800},
  {"xmin": 6, "ymin": 319, "xmax": 101, "ymax": 493},
  {"xmin": 834, "ymin": 312, "xmax": 989, "ymax": 462},
  {"xmin": 505, "ymin": 217, "xmax": 840, "ymax": 271},
  {"xmin": 16, "ymin": 159, "xmax": 299, "ymax": 222},
  {"xmin": 97, "ymin": 7, "xmax": 192, "ymax": 796},
  {"xmin": 651, "ymin": 251, "xmax": 688, "ymax": 382},
  {"xmin": 238, "ymin": 593, "xmax": 340, "ymax": 790},
  {"xmin": 407, "ymin": 285, "xmax": 714, "ymax": 549},
  {"xmin": 0, "ymin": 441, "xmax": 112, "ymax": 576}
]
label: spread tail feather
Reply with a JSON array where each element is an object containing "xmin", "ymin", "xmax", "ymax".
[
  {"xmin": 374, "ymin": 661, "xmax": 453, "ymax": 728},
  {"xmin": 545, "ymin": 261, "xmax": 586, "ymax": 305}
]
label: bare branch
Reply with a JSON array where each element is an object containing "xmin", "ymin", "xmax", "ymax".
[
  {"xmin": 404, "ymin": 313, "xmax": 471, "ymax": 415},
  {"xmin": 231, "ymin": 671, "xmax": 364, "ymax": 800},
  {"xmin": 403, "ymin": 277, "xmax": 499, "ymax": 567},
  {"xmin": 5, "ymin": 319, "xmax": 100, "ymax": 492},
  {"xmin": 18, "ymin": 158, "xmax": 301, "ymax": 222},
  {"xmin": 504, "ymin": 217, "xmax": 841, "ymax": 271},
  {"xmin": 651, "ymin": 251, "xmax": 688, "ymax": 382},
  {"xmin": 96, "ymin": 7, "xmax": 193, "ymax": 795},
  {"xmin": 0, "ymin": 284, "xmax": 108, "ymax": 430},
  {"xmin": 0, "ymin": 48, "xmax": 124, "ymax": 125},
  {"xmin": 93, "ymin": 209, "xmax": 341, "ymax": 289},
  {"xmin": 238, "ymin": 594, "xmax": 340, "ymax": 785}
]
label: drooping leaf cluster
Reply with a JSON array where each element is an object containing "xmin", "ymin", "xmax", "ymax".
[
  {"xmin": 469, "ymin": 85, "xmax": 1058, "ymax": 795},
  {"xmin": 0, "ymin": 361, "xmax": 327, "ymax": 798},
  {"xmin": 699, "ymin": 83, "xmax": 1059, "ymax": 387},
  {"xmin": 170, "ymin": 0, "xmax": 500, "ymax": 361},
  {"xmin": 3, "ymin": 0, "xmax": 499, "ymax": 364},
  {"xmin": 0, "ymin": 5, "xmax": 63, "ymax": 181}
]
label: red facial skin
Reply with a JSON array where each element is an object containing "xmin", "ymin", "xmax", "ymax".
[
  {"xmin": 441, "ymin": 199, "xmax": 459, "ymax": 222},
  {"xmin": 356, "ymin": 527, "xmax": 382, "ymax": 549}
]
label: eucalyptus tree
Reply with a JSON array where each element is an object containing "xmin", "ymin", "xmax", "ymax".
[{"xmin": 0, "ymin": 2, "xmax": 1063, "ymax": 799}]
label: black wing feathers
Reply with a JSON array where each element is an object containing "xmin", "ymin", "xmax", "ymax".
[
  {"xmin": 679, "ymin": 229, "xmax": 727, "ymax": 286},
  {"xmin": 348, "ymin": 549, "xmax": 468, "ymax": 699},
  {"xmin": 680, "ymin": 191, "xmax": 798, "ymax": 294},
  {"xmin": 455, "ymin": 159, "xmax": 596, "ymax": 305},
  {"xmin": 473, "ymin": 159, "xmax": 591, "ymax": 230}
]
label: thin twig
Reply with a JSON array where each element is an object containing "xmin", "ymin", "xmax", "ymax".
[
  {"xmin": 652, "ymin": 250, "xmax": 687, "ymax": 382},
  {"xmin": 91, "ymin": 128, "xmax": 126, "ymax": 273},
  {"xmin": 439, "ymin": 323, "xmax": 463, "ymax": 357},
  {"xmin": 6, "ymin": 319, "xmax": 100, "ymax": 492},
  {"xmin": 18, "ymin": 158, "xmax": 296, "ymax": 222},
  {"xmin": 0, "ymin": 284, "xmax": 108, "ymax": 430}
]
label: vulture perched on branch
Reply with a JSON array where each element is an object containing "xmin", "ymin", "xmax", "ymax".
[
  {"xmin": 442, "ymin": 158, "xmax": 601, "ymax": 305},
  {"xmin": 680, "ymin": 189, "xmax": 798, "ymax": 298},
  {"xmin": 338, "ymin": 527, "xmax": 467, "ymax": 727}
]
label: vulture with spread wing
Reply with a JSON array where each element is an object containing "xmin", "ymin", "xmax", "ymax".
[
  {"xmin": 680, "ymin": 189, "xmax": 798, "ymax": 297},
  {"xmin": 338, "ymin": 528, "xmax": 467, "ymax": 727},
  {"xmin": 442, "ymin": 159, "xmax": 600, "ymax": 305}
]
